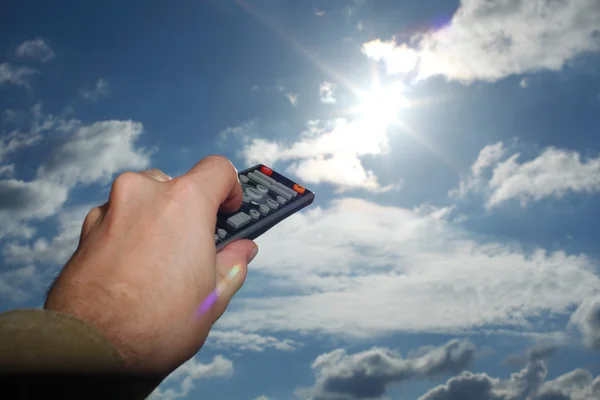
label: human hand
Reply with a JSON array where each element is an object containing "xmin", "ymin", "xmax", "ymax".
[{"xmin": 44, "ymin": 156, "xmax": 258, "ymax": 376}]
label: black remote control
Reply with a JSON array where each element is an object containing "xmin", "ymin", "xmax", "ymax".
[{"xmin": 214, "ymin": 164, "xmax": 315, "ymax": 251}]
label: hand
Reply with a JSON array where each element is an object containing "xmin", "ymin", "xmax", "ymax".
[{"xmin": 44, "ymin": 156, "xmax": 258, "ymax": 376}]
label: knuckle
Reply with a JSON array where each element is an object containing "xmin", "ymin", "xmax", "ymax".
[
  {"xmin": 110, "ymin": 171, "xmax": 143, "ymax": 200},
  {"xmin": 203, "ymin": 155, "xmax": 235, "ymax": 171}
]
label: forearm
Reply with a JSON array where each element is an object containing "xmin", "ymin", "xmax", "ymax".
[{"xmin": 0, "ymin": 309, "xmax": 163, "ymax": 399}]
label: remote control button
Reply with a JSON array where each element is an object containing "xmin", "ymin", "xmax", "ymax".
[
  {"xmin": 248, "ymin": 171, "xmax": 292, "ymax": 200},
  {"xmin": 266, "ymin": 198, "xmax": 279, "ymax": 209},
  {"xmin": 256, "ymin": 184, "xmax": 269, "ymax": 194},
  {"xmin": 242, "ymin": 194, "xmax": 252, "ymax": 203},
  {"xmin": 253, "ymin": 170, "xmax": 277, "ymax": 185},
  {"xmin": 260, "ymin": 166, "xmax": 273, "ymax": 176},
  {"xmin": 227, "ymin": 212, "xmax": 252, "ymax": 229},
  {"xmin": 239, "ymin": 175, "xmax": 249, "ymax": 184},
  {"xmin": 293, "ymin": 184, "xmax": 305, "ymax": 194},
  {"xmin": 217, "ymin": 228, "xmax": 227, "ymax": 239},
  {"xmin": 214, "ymin": 234, "xmax": 219, "ymax": 243},
  {"xmin": 274, "ymin": 182, "xmax": 297, "ymax": 198},
  {"xmin": 276, "ymin": 195, "xmax": 286, "ymax": 204},
  {"xmin": 249, "ymin": 209, "xmax": 260, "ymax": 220},
  {"xmin": 259, "ymin": 204, "xmax": 270, "ymax": 215},
  {"xmin": 245, "ymin": 187, "xmax": 264, "ymax": 200}
]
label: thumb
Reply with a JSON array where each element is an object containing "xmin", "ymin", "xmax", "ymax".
[{"xmin": 211, "ymin": 239, "xmax": 258, "ymax": 323}]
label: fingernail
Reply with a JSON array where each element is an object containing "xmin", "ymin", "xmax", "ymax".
[{"xmin": 248, "ymin": 245, "xmax": 259, "ymax": 263}]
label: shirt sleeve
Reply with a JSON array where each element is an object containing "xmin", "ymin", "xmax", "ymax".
[{"xmin": 0, "ymin": 308, "xmax": 163, "ymax": 399}]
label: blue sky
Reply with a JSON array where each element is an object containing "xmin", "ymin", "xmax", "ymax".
[{"xmin": 1, "ymin": 0, "xmax": 600, "ymax": 399}]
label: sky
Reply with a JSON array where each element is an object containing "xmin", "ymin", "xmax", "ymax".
[{"xmin": 1, "ymin": 0, "xmax": 600, "ymax": 399}]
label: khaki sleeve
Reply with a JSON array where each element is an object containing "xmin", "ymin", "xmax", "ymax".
[{"xmin": 0, "ymin": 309, "xmax": 163, "ymax": 399}]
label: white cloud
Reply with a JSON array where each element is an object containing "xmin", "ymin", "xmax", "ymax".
[
  {"xmin": 151, "ymin": 355, "xmax": 233, "ymax": 400},
  {"xmin": 37, "ymin": 120, "xmax": 151, "ymax": 186},
  {"xmin": 286, "ymin": 93, "xmax": 299, "ymax": 107},
  {"xmin": 0, "ymin": 130, "xmax": 42, "ymax": 163},
  {"xmin": 569, "ymin": 295, "xmax": 600, "ymax": 350},
  {"xmin": 298, "ymin": 339, "xmax": 476, "ymax": 400},
  {"xmin": 0, "ymin": 63, "xmax": 38, "ymax": 88},
  {"xmin": 241, "ymin": 118, "xmax": 397, "ymax": 192},
  {"xmin": 215, "ymin": 197, "xmax": 600, "ymax": 338},
  {"xmin": 520, "ymin": 78, "xmax": 529, "ymax": 88},
  {"xmin": 206, "ymin": 330, "xmax": 300, "ymax": 352},
  {"xmin": 0, "ymin": 164, "xmax": 15, "ymax": 177},
  {"xmin": 420, "ymin": 361, "xmax": 600, "ymax": 400},
  {"xmin": 0, "ymin": 107, "xmax": 152, "ymax": 299},
  {"xmin": 80, "ymin": 78, "xmax": 110, "ymax": 101},
  {"xmin": 319, "ymin": 82, "xmax": 336, "ymax": 104},
  {"xmin": 4, "ymin": 204, "xmax": 92, "ymax": 266},
  {"xmin": 0, "ymin": 265, "xmax": 42, "ymax": 303},
  {"xmin": 362, "ymin": 0, "xmax": 600, "ymax": 83},
  {"xmin": 15, "ymin": 39, "xmax": 55, "ymax": 62},
  {"xmin": 315, "ymin": 9, "xmax": 326, "ymax": 17},
  {"xmin": 453, "ymin": 142, "xmax": 600, "ymax": 208}
]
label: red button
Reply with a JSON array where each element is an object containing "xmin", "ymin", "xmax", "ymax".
[{"xmin": 260, "ymin": 166, "xmax": 273, "ymax": 176}]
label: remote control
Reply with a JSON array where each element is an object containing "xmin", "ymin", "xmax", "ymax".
[{"xmin": 214, "ymin": 164, "xmax": 315, "ymax": 251}]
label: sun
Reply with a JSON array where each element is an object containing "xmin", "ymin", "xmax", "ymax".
[{"xmin": 354, "ymin": 80, "xmax": 409, "ymax": 128}]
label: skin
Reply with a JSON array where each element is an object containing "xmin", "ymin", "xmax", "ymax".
[{"xmin": 44, "ymin": 155, "xmax": 258, "ymax": 377}]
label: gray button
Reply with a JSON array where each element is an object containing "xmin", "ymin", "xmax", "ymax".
[
  {"xmin": 274, "ymin": 182, "xmax": 297, "ymax": 198},
  {"xmin": 276, "ymin": 195, "xmax": 286, "ymax": 204},
  {"xmin": 242, "ymin": 194, "xmax": 252, "ymax": 203},
  {"xmin": 266, "ymin": 198, "xmax": 279, "ymax": 209},
  {"xmin": 249, "ymin": 209, "xmax": 260, "ymax": 220},
  {"xmin": 239, "ymin": 175, "xmax": 249, "ymax": 183},
  {"xmin": 245, "ymin": 187, "xmax": 264, "ymax": 200},
  {"xmin": 254, "ymin": 170, "xmax": 277, "ymax": 185},
  {"xmin": 227, "ymin": 212, "xmax": 252, "ymax": 229},
  {"xmin": 249, "ymin": 172, "xmax": 292, "ymax": 199},
  {"xmin": 259, "ymin": 204, "xmax": 270, "ymax": 215},
  {"xmin": 217, "ymin": 228, "xmax": 227, "ymax": 238},
  {"xmin": 256, "ymin": 184, "xmax": 269, "ymax": 194}
]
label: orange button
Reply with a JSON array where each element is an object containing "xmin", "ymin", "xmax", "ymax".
[
  {"xmin": 260, "ymin": 166, "xmax": 273, "ymax": 176},
  {"xmin": 293, "ymin": 184, "xmax": 305, "ymax": 194}
]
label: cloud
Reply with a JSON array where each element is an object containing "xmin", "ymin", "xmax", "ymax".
[
  {"xmin": 15, "ymin": 39, "xmax": 55, "ymax": 62},
  {"xmin": 362, "ymin": 0, "xmax": 600, "ymax": 83},
  {"xmin": 298, "ymin": 339, "xmax": 476, "ymax": 400},
  {"xmin": 240, "ymin": 118, "xmax": 397, "ymax": 192},
  {"xmin": 80, "ymin": 78, "xmax": 110, "ymax": 101},
  {"xmin": 520, "ymin": 78, "xmax": 529, "ymax": 88},
  {"xmin": 319, "ymin": 82, "xmax": 337, "ymax": 104},
  {"xmin": 4, "ymin": 204, "xmax": 92, "ymax": 266},
  {"xmin": 216, "ymin": 197, "xmax": 600, "ymax": 338},
  {"xmin": 452, "ymin": 142, "xmax": 600, "ymax": 208},
  {"xmin": 0, "ymin": 164, "xmax": 15, "ymax": 177},
  {"xmin": 419, "ymin": 361, "xmax": 599, "ymax": 400},
  {"xmin": 0, "ymin": 63, "xmax": 38, "ymax": 88},
  {"xmin": 151, "ymin": 355, "xmax": 233, "ymax": 400},
  {"xmin": 315, "ymin": 9, "xmax": 326, "ymax": 17},
  {"xmin": 569, "ymin": 295, "xmax": 600, "ymax": 350},
  {"xmin": 37, "ymin": 119, "xmax": 151, "ymax": 186},
  {"xmin": 206, "ymin": 330, "xmax": 300, "ymax": 352},
  {"xmin": 0, "ymin": 265, "xmax": 42, "ymax": 303},
  {"xmin": 502, "ymin": 341, "xmax": 563, "ymax": 369},
  {"xmin": 286, "ymin": 93, "xmax": 299, "ymax": 107},
  {"xmin": 0, "ymin": 107, "xmax": 152, "ymax": 298}
]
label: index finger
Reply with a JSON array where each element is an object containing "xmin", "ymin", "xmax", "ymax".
[{"xmin": 182, "ymin": 155, "xmax": 243, "ymax": 213}]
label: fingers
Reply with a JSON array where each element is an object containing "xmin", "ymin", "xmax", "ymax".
[
  {"xmin": 141, "ymin": 168, "xmax": 172, "ymax": 182},
  {"xmin": 79, "ymin": 202, "xmax": 108, "ymax": 244},
  {"xmin": 210, "ymin": 239, "xmax": 258, "ymax": 323},
  {"xmin": 182, "ymin": 155, "xmax": 243, "ymax": 214}
]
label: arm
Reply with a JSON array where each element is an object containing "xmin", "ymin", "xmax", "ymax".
[{"xmin": 0, "ymin": 309, "xmax": 162, "ymax": 399}]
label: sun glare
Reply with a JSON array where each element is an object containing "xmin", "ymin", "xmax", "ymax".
[{"xmin": 354, "ymin": 81, "xmax": 409, "ymax": 128}]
